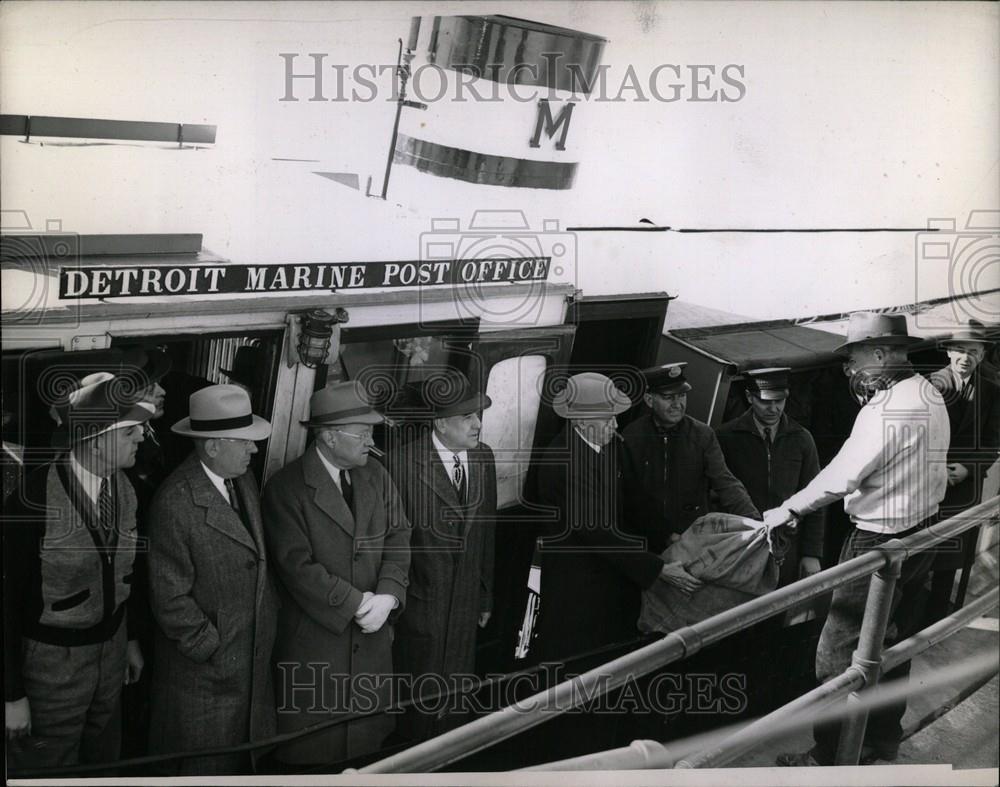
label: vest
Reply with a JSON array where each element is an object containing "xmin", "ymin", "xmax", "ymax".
[{"xmin": 25, "ymin": 462, "xmax": 138, "ymax": 642}]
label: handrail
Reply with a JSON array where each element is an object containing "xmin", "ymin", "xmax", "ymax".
[
  {"xmin": 677, "ymin": 585, "xmax": 1000, "ymax": 768},
  {"xmin": 523, "ymin": 648, "xmax": 1000, "ymax": 771},
  {"xmin": 357, "ymin": 496, "xmax": 999, "ymax": 773}
]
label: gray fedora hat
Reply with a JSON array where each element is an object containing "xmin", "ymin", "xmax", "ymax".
[
  {"xmin": 300, "ymin": 381, "xmax": 385, "ymax": 427},
  {"xmin": 834, "ymin": 312, "xmax": 922, "ymax": 355},
  {"xmin": 553, "ymin": 372, "xmax": 632, "ymax": 419}
]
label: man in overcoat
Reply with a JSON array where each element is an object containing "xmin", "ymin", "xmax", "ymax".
[
  {"xmin": 147, "ymin": 384, "xmax": 278, "ymax": 775},
  {"xmin": 389, "ymin": 369, "xmax": 496, "ymax": 741},
  {"xmin": 4, "ymin": 374, "xmax": 151, "ymax": 768},
  {"xmin": 534, "ymin": 372, "xmax": 669, "ymax": 664},
  {"xmin": 263, "ymin": 382, "xmax": 411, "ymax": 768},
  {"xmin": 622, "ymin": 363, "xmax": 760, "ymax": 558},
  {"xmin": 925, "ymin": 320, "xmax": 999, "ymax": 619},
  {"xmin": 716, "ymin": 367, "xmax": 825, "ymax": 587}
]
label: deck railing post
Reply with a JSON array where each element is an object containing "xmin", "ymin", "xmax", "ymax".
[{"xmin": 834, "ymin": 542, "xmax": 903, "ymax": 765}]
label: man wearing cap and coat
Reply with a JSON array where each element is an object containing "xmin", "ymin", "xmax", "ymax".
[
  {"xmin": 147, "ymin": 385, "xmax": 278, "ymax": 775},
  {"xmin": 263, "ymin": 382, "xmax": 411, "ymax": 767},
  {"xmin": 768, "ymin": 312, "xmax": 949, "ymax": 767},
  {"xmin": 623, "ymin": 363, "xmax": 760, "ymax": 557},
  {"xmin": 716, "ymin": 368, "xmax": 825, "ymax": 587},
  {"xmin": 534, "ymin": 372, "xmax": 669, "ymax": 665},
  {"xmin": 4, "ymin": 374, "xmax": 151, "ymax": 768},
  {"xmin": 388, "ymin": 370, "xmax": 497, "ymax": 741},
  {"xmin": 925, "ymin": 320, "xmax": 999, "ymax": 620}
]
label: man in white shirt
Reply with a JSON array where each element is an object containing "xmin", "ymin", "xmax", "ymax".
[{"xmin": 770, "ymin": 313, "xmax": 949, "ymax": 767}]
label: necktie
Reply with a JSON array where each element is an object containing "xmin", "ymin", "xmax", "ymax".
[
  {"xmin": 98, "ymin": 477, "xmax": 115, "ymax": 536},
  {"xmin": 144, "ymin": 422, "xmax": 161, "ymax": 449},
  {"xmin": 225, "ymin": 478, "xmax": 250, "ymax": 531},
  {"xmin": 339, "ymin": 469, "xmax": 354, "ymax": 513},
  {"xmin": 452, "ymin": 455, "xmax": 466, "ymax": 503},
  {"xmin": 764, "ymin": 427, "xmax": 773, "ymax": 449}
]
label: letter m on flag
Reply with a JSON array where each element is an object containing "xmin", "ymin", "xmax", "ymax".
[{"xmin": 529, "ymin": 99, "xmax": 576, "ymax": 151}]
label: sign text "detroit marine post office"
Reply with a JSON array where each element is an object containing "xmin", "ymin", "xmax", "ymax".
[{"xmin": 59, "ymin": 257, "xmax": 551, "ymax": 299}]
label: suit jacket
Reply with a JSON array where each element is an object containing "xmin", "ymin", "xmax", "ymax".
[
  {"xmin": 533, "ymin": 428, "xmax": 664, "ymax": 664},
  {"xmin": 622, "ymin": 414, "xmax": 760, "ymax": 554},
  {"xmin": 928, "ymin": 366, "xmax": 1000, "ymax": 569},
  {"xmin": 262, "ymin": 445, "xmax": 411, "ymax": 766},
  {"xmin": 147, "ymin": 453, "xmax": 279, "ymax": 775},
  {"xmin": 388, "ymin": 433, "xmax": 496, "ymax": 739},
  {"xmin": 716, "ymin": 410, "xmax": 825, "ymax": 584}
]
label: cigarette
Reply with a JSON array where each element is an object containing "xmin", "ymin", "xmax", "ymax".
[{"xmin": 369, "ymin": 446, "xmax": 386, "ymax": 458}]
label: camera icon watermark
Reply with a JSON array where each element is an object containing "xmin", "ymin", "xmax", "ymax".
[
  {"xmin": 1, "ymin": 210, "xmax": 82, "ymax": 329},
  {"xmin": 914, "ymin": 210, "xmax": 999, "ymax": 331},
  {"xmin": 418, "ymin": 210, "xmax": 577, "ymax": 328}
]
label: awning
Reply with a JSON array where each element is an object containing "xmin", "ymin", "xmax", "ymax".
[{"xmin": 667, "ymin": 321, "xmax": 844, "ymax": 372}]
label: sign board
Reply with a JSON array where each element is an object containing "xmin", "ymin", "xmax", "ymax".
[{"xmin": 57, "ymin": 257, "xmax": 551, "ymax": 299}]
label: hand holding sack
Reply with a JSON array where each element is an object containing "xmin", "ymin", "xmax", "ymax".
[{"xmin": 639, "ymin": 513, "xmax": 791, "ymax": 634}]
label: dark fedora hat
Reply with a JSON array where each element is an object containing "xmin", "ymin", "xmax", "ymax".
[
  {"xmin": 420, "ymin": 369, "xmax": 492, "ymax": 419},
  {"xmin": 51, "ymin": 374, "xmax": 156, "ymax": 450},
  {"xmin": 115, "ymin": 346, "xmax": 172, "ymax": 387},
  {"xmin": 834, "ymin": 312, "xmax": 921, "ymax": 355},
  {"xmin": 221, "ymin": 344, "xmax": 263, "ymax": 388},
  {"xmin": 941, "ymin": 319, "xmax": 994, "ymax": 347}
]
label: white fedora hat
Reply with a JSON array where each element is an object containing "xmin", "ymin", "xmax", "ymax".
[{"xmin": 172, "ymin": 384, "xmax": 272, "ymax": 440}]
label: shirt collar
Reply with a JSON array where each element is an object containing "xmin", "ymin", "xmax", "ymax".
[
  {"xmin": 753, "ymin": 417, "xmax": 777, "ymax": 439},
  {"xmin": 432, "ymin": 430, "xmax": 468, "ymax": 466},
  {"xmin": 199, "ymin": 461, "xmax": 230, "ymax": 500},
  {"xmin": 315, "ymin": 446, "xmax": 347, "ymax": 489},
  {"xmin": 2, "ymin": 441, "xmax": 23, "ymax": 465},
  {"xmin": 69, "ymin": 451, "xmax": 107, "ymax": 504},
  {"xmin": 572, "ymin": 425, "xmax": 604, "ymax": 454}
]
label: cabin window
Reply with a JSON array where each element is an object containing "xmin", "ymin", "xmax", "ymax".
[{"xmin": 481, "ymin": 354, "xmax": 546, "ymax": 508}]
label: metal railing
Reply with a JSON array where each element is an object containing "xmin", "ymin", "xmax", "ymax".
[{"xmin": 357, "ymin": 496, "xmax": 999, "ymax": 773}]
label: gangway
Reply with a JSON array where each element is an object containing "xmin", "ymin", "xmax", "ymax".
[{"xmin": 356, "ymin": 496, "xmax": 999, "ymax": 773}]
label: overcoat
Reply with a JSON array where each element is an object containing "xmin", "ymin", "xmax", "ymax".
[
  {"xmin": 147, "ymin": 453, "xmax": 279, "ymax": 775},
  {"xmin": 533, "ymin": 427, "xmax": 663, "ymax": 664},
  {"xmin": 715, "ymin": 409, "xmax": 826, "ymax": 584},
  {"xmin": 928, "ymin": 366, "xmax": 1000, "ymax": 570},
  {"xmin": 622, "ymin": 413, "xmax": 760, "ymax": 554},
  {"xmin": 388, "ymin": 433, "xmax": 496, "ymax": 738},
  {"xmin": 262, "ymin": 446, "xmax": 411, "ymax": 766}
]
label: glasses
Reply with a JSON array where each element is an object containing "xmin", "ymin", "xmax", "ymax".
[
  {"xmin": 331, "ymin": 429, "xmax": 375, "ymax": 444},
  {"xmin": 217, "ymin": 438, "xmax": 256, "ymax": 449}
]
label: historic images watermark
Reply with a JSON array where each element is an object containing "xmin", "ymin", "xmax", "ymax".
[
  {"xmin": 913, "ymin": 210, "xmax": 1000, "ymax": 331},
  {"xmin": 275, "ymin": 664, "xmax": 749, "ymax": 717},
  {"xmin": 278, "ymin": 54, "xmax": 747, "ymax": 104}
]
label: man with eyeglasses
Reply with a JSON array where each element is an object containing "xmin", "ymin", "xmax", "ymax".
[
  {"xmin": 622, "ymin": 363, "xmax": 759, "ymax": 579},
  {"xmin": 263, "ymin": 381, "xmax": 410, "ymax": 768},
  {"xmin": 146, "ymin": 385, "xmax": 278, "ymax": 775}
]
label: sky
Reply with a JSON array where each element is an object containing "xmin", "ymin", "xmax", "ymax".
[{"xmin": 1, "ymin": 1, "xmax": 997, "ymax": 321}]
